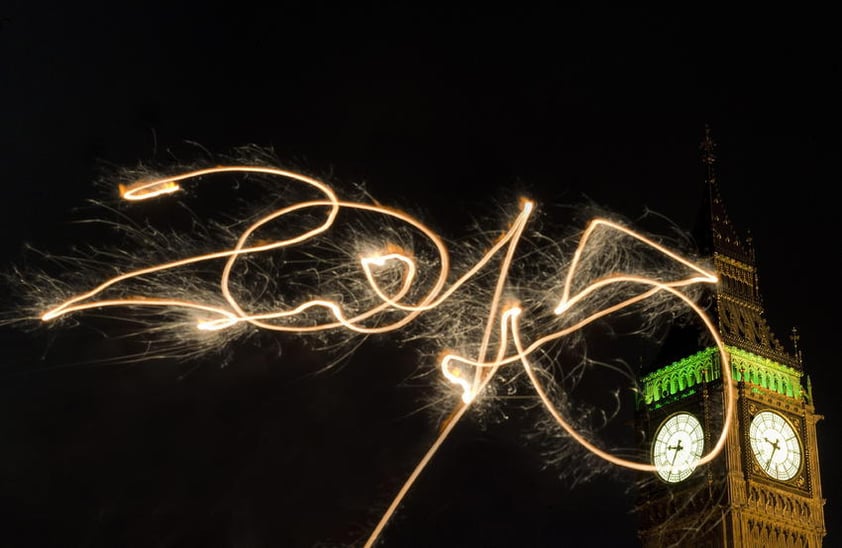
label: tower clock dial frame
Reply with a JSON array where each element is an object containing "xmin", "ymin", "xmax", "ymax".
[
  {"xmin": 748, "ymin": 409, "xmax": 803, "ymax": 481},
  {"xmin": 651, "ymin": 412, "xmax": 705, "ymax": 483}
]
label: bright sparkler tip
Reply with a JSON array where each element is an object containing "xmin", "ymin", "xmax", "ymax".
[
  {"xmin": 197, "ymin": 318, "xmax": 238, "ymax": 331},
  {"xmin": 553, "ymin": 301, "xmax": 570, "ymax": 315},
  {"xmin": 361, "ymin": 243, "xmax": 414, "ymax": 267},
  {"xmin": 440, "ymin": 353, "xmax": 475, "ymax": 403},
  {"xmin": 361, "ymin": 254, "xmax": 400, "ymax": 268},
  {"xmin": 119, "ymin": 180, "xmax": 181, "ymax": 201},
  {"xmin": 503, "ymin": 305, "xmax": 522, "ymax": 317},
  {"xmin": 361, "ymin": 256, "xmax": 388, "ymax": 267}
]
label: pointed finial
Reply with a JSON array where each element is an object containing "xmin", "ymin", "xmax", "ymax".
[
  {"xmin": 701, "ymin": 124, "xmax": 717, "ymax": 166},
  {"xmin": 746, "ymin": 228, "xmax": 756, "ymax": 260},
  {"xmin": 791, "ymin": 327, "xmax": 803, "ymax": 365}
]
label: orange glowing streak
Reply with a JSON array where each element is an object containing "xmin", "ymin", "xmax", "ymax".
[
  {"xmin": 513, "ymin": 289, "xmax": 732, "ymax": 473},
  {"xmin": 43, "ymin": 166, "xmax": 342, "ymax": 323},
  {"xmin": 215, "ymin": 199, "xmax": 452, "ymax": 334},
  {"xmin": 39, "ymin": 166, "xmax": 734, "ymax": 547},
  {"xmin": 364, "ymin": 303, "xmax": 518, "ymax": 548}
]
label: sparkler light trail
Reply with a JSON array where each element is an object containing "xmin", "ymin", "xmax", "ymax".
[{"xmin": 32, "ymin": 163, "xmax": 735, "ymax": 547}]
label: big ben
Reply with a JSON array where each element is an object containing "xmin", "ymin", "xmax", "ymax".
[{"xmin": 635, "ymin": 128, "xmax": 827, "ymax": 547}]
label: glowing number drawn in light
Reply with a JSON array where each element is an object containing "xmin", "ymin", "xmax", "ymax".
[{"xmin": 39, "ymin": 165, "xmax": 735, "ymax": 547}]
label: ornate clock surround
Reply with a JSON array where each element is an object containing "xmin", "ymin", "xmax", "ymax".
[{"xmin": 741, "ymin": 383, "xmax": 812, "ymax": 494}]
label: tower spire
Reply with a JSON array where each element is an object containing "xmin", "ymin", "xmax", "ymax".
[
  {"xmin": 695, "ymin": 126, "xmax": 801, "ymax": 370},
  {"xmin": 700, "ymin": 123, "xmax": 717, "ymax": 184}
]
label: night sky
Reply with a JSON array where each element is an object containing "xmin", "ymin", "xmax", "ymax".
[{"xmin": 1, "ymin": 5, "xmax": 839, "ymax": 548}]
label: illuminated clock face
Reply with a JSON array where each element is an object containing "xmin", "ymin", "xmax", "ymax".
[
  {"xmin": 652, "ymin": 412, "xmax": 704, "ymax": 483},
  {"xmin": 749, "ymin": 410, "xmax": 802, "ymax": 481}
]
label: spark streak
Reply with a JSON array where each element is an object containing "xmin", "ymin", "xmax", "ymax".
[{"xmin": 35, "ymin": 164, "xmax": 734, "ymax": 546}]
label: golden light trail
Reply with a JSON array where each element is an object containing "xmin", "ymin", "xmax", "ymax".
[{"xmin": 36, "ymin": 164, "xmax": 735, "ymax": 547}]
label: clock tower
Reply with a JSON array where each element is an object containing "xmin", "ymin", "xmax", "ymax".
[{"xmin": 634, "ymin": 128, "xmax": 827, "ymax": 547}]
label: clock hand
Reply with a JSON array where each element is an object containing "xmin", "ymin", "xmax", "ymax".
[
  {"xmin": 765, "ymin": 439, "xmax": 780, "ymax": 470},
  {"xmin": 668, "ymin": 440, "xmax": 684, "ymax": 466}
]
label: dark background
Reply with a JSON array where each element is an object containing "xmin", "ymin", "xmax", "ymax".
[{"xmin": 1, "ymin": 5, "xmax": 839, "ymax": 547}]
